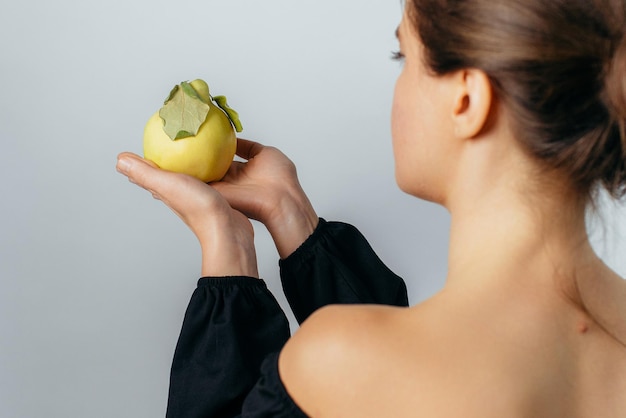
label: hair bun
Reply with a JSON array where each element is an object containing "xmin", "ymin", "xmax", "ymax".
[{"xmin": 409, "ymin": 0, "xmax": 626, "ymax": 200}]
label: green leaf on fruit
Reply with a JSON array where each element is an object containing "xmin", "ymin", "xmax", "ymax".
[
  {"xmin": 159, "ymin": 83, "xmax": 210, "ymax": 140},
  {"xmin": 213, "ymin": 95, "xmax": 243, "ymax": 132}
]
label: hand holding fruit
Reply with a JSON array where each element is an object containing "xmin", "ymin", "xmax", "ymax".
[
  {"xmin": 212, "ymin": 139, "xmax": 319, "ymax": 259},
  {"xmin": 121, "ymin": 78, "xmax": 316, "ymax": 265},
  {"xmin": 116, "ymin": 152, "xmax": 258, "ymax": 278}
]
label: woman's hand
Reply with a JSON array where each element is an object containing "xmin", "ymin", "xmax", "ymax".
[
  {"xmin": 212, "ymin": 139, "xmax": 318, "ymax": 259},
  {"xmin": 116, "ymin": 152, "xmax": 258, "ymax": 278}
]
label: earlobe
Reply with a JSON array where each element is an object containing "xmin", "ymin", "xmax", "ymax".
[{"xmin": 452, "ymin": 69, "xmax": 493, "ymax": 139}]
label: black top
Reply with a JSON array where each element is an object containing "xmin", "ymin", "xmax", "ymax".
[{"xmin": 166, "ymin": 218, "xmax": 409, "ymax": 417}]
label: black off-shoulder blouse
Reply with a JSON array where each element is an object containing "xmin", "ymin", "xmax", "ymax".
[{"xmin": 166, "ymin": 218, "xmax": 409, "ymax": 417}]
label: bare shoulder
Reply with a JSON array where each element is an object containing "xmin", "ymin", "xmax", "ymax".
[
  {"xmin": 278, "ymin": 304, "xmax": 409, "ymax": 417},
  {"xmin": 277, "ymin": 274, "xmax": 626, "ymax": 417},
  {"xmin": 276, "ymin": 299, "xmax": 497, "ymax": 417}
]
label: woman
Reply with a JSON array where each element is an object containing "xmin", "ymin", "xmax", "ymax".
[{"xmin": 117, "ymin": 0, "xmax": 626, "ymax": 416}]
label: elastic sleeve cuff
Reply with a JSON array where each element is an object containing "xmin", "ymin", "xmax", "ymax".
[
  {"xmin": 197, "ymin": 276, "xmax": 267, "ymax": 289},
  {"xmin": 279, "ymin": 217, "xmax": 327, "ymax": 268}
]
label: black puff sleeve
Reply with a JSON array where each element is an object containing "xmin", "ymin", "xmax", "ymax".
[
  {"xmin": 166, "ymin": 277, "xmax": 291, "ymax": 417},
  {"xmin": 279, "ymin": 218, "xmax": 409, "ymax": 323},
  {"xmin": 166, "ymin": 219, "xmax": 408, "ymax": 417}
]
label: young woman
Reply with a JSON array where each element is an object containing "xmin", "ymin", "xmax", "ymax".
[{"xmin": 117, "ymin": 0, "xmax": 626, "ymax": 416}]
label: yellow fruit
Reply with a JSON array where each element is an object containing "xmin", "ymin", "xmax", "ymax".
[{"xmin": 142, "ymin": 79, "xmax": 240, "ymax": 183}]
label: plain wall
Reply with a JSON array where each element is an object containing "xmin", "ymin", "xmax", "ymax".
[{"xmin": 0, "ymin": 1, "xmax": 624, "ymax": 417}]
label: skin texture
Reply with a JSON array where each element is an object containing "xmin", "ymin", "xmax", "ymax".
[{"xmin": 116, "ymin": 9, "xmax": 626, "ymax": 418}]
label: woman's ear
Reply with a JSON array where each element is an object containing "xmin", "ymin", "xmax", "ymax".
[{"xmin": 451, "ymin": 69, "xmax": 493, "ymax": 139}]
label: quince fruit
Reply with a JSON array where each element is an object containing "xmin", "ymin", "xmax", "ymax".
[{"xmin": 143, "ymin": 79, "xmax": 242, "ymax": 182}]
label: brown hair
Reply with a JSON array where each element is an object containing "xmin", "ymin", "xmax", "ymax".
[{"xmin": 408, "ymin": 0, "xmax": 626, "ymax": 202}]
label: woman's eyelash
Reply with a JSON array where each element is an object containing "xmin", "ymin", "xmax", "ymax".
[{"xmin": 391, "ymin": 50, "xmax": 405, "ymax": 61}]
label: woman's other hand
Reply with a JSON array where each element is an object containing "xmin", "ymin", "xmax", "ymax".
[
  {"xmin": 212, "ymin": 139, "xmax": 318, "ymax": 259},
  {"xmin": 116, "ymin": 152, "xmax": 258, "ymax": 278}
]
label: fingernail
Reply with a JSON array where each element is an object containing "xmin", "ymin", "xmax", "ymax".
[{"xmin": 117, "ymin": 157, "xmax": 132, "ymax": 175}]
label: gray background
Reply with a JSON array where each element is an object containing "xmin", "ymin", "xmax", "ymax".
[{"xmin": 1, "ymin": 1, "xmax": 624, "ymax": 417}]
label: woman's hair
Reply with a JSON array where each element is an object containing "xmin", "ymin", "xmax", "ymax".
[{"xmin": 408, "ymin": 0, "xmax": 626, "ymax": 202}]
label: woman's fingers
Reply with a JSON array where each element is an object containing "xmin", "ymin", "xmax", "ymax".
[
  {"xmin": 117, "ymin": 152, "xmax": 158, "ymax": 170},
  {"xmin": 116, "ymin": 152, "xmax": 165, "ymax": 195},
  {"xmin": 235, "ymin": 138, "xmax": 265, "ymax": 160},
  {"xmin": 211, "ymin": 181, "xmax": 259, "ymax": 219},
  {"xmin": 116, "ymin": 152, "xmax": 202, "ymax": 209}
]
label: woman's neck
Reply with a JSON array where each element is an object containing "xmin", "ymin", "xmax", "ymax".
[
  {"xmin": 441, "ymin": 138, "xmax": 626, "ymax": 345},
  {"xmin": 441, "ymin": 122, "xmax": 591, "ymax": 294},
  {"xmin": 445, "ymin": 184, "xmax": 592, "ymax": 294}
]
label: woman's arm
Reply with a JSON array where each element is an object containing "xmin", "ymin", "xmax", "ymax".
[
  {"xmin": 116, "ymin": 144, "xmax": 407, "ymax": 416},
  {"xmin": 116, "ymin": 153, "xmax": 296, "ymax": 417},
  {"xmin": 166, "ymin": 278, "xmax": 291, "ymax": 417},
  {"xmin": 211, "ymin": 140, "xmax": 408, "ymax": 323}
]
